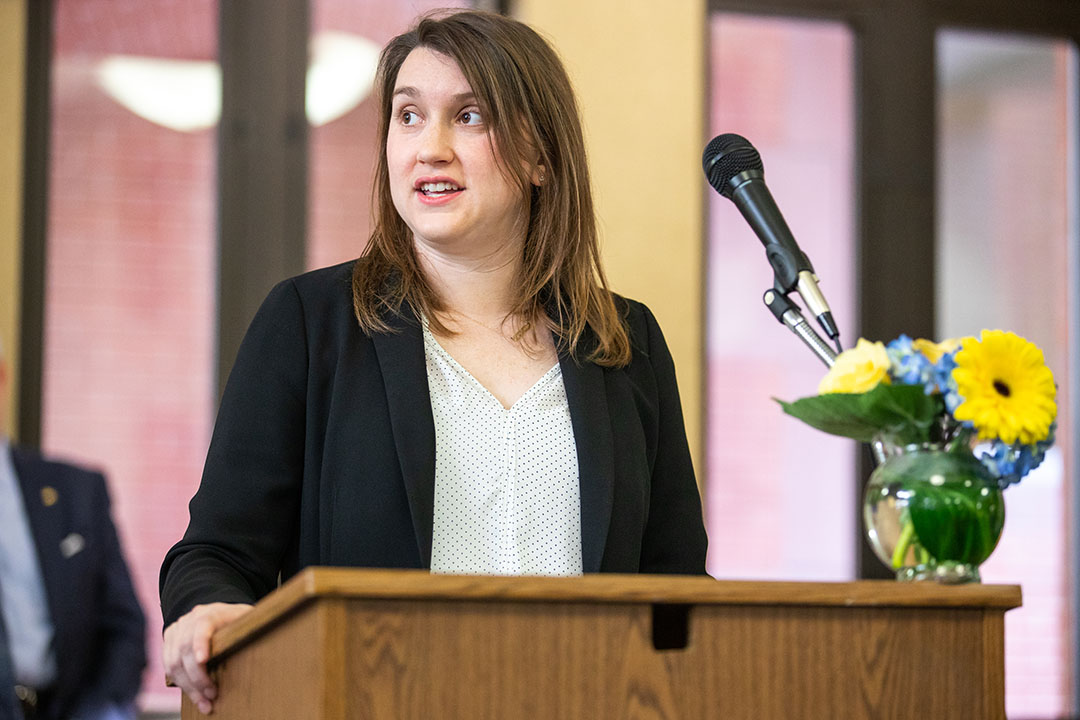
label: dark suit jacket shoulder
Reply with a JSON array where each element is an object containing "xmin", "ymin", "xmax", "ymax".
[
  {"xmin": 11, "ymin": 448, "xmax": 146, "ymax": 719},
  {"xmin": 160, "ymin": 260, "xmax": 707, "ymax": 626}
]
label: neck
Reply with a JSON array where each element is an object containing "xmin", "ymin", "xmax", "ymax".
[{"xmin": 415, "ymin": 239, "xmax": 524, "ymax": 321}]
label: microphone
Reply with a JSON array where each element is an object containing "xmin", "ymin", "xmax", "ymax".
[{"xmin": 702, "ymin": 133, "xmax": 839, "ymax": 344}]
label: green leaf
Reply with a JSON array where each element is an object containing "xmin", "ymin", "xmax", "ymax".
[
  {"xmin": 774, "ymin": 383, "xmax": 943, "ymax": 444},
  {"xmin": 907, "ymin": 483, "xmax": 1005, "ymax": 565}
]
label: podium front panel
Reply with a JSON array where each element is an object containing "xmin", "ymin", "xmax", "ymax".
[{"xmin": 183, "ymin": 570, "xmax": 1013, "ymax": 720}]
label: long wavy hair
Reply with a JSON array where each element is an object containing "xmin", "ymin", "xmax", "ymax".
[{"xmin": 352, "ymin": 10, "xmax": 630, "ymax": 367}]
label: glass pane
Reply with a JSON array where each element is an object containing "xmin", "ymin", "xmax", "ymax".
[
  {"xmin": 307, "ymin": 0, "xmax": 471, "ymax": 271},
  {"xmin": 46, "ymin": 0, "xmax": 218, "ymax": 711},
  {"xmin": 706, "ymin": 15, "xmax": 856, "ymax": 580},
  {"xmin": 937, "ymin": 29, "xmax": 1077, "ymax": 720}
]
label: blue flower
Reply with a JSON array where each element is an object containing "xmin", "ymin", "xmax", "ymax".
[
  {"xmin": 936, "ymin": 349, "xmax": 963, "ymax": 412},
  {"xmin": 886, "ymin": 334, "xmax": 961, "ymax": 399},
  {"xmin": 886, "ymin": 335, "xmax": 933, "ymax": 389},
  {"xmin": 978, "ymin": 422, "xmax": 1056, "ymax": 488}
]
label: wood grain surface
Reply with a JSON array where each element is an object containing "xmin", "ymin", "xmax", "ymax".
[{"xmin": 181, "ymin": 569, "xmax": 1018, "ymax": 720}]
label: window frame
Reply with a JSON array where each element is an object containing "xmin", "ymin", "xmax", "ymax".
[{"xmin": 707, "ymin": 0, "xmax": 1080, "ymax": 711}]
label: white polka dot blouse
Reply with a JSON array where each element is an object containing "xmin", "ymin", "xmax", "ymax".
[{"xmin": 424, "ymin": 322, "xmax": 583, "ymax": 576}]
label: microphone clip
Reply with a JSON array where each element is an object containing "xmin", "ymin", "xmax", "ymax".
[{"xmin": 762, "ymin": 286, "xmax": 837, "ymax": 369}]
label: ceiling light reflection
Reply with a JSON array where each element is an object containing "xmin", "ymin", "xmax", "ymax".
[{"xmin": 94, "ymin": 31, "xmax": 380, "ymax": 132}]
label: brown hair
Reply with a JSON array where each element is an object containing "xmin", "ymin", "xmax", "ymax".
[{"xmin": 351, "ymin": 9, "xmax": 630, "ymax": 367}]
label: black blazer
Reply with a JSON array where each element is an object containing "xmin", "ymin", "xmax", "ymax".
[
  {"xmin": 10, "ymin": 447, "xmax": 146, "ymax": 720},
  {"xmin": 160, "ymin": 261, "xmax": 707, "ymax": 626}
]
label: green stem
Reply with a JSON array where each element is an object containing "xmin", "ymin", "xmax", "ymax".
[
  {"xmin": 917, "ymin": 544, "xmax": 931, "ymax": 566},
  {"xmin": 946, "ymin": 425, "xmax": 976, "ymax": 454},
  {"xmin": 892, "ymin": 520, "xmax": 916, "ymax": 569}
]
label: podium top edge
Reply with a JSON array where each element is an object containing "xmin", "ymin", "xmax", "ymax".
[
  {"xmin": 209, "ymin": 567, "xmax": 1021, "ymax": 661},
  {"xmin": 299, "ymin": 567, "xmax": 1021, "ymax": 606}
]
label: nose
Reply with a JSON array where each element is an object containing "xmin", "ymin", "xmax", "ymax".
[{"xmin": 417, "ymin": 123, "xmax": 453, "ymax": 165}]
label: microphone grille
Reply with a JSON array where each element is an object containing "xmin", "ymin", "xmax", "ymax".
[{"xmin": 702, "ymin": 133, "xmax": 763, "ymax": 198}]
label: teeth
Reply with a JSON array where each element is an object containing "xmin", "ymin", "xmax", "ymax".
[{"xmin": 420, "ymin": 182, "xmax": 460, "ymax": 193}]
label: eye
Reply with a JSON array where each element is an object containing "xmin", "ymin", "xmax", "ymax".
[
  {"xmin": 459, "ymin": 109, "xmax": 483, "ymax": 126},
  {"xmin": 398, "ymin": 108, "xmax": 420, "ymax": 126}
]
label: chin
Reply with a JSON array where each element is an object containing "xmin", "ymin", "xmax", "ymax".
[{"xmin": 410, "ymin": 226, "xmax": 469, "ymax": 248}]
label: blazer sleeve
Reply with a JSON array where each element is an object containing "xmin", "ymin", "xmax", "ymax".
[
  {"xmin": 637, "ymin": 304, "xmax": 709, "ymax": 575},
  {"xmin": 160, "ymin": 279, "xmax": 309, "ymax": 627}
]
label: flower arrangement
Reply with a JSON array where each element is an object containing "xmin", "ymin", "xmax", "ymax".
[
  {"xmin": 778, "ymin": 330, "xmax": 1057, "ymax": 488},
  {"xmin": 778, "ymin": 329, "xmax": 1057, "ymax": 581}
]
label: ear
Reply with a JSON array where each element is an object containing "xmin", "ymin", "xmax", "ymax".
[{"xmin": 531, "ymin": 164, "xmax": 547, "ymax": 187}]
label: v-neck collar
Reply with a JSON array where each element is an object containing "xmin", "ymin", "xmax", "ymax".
[
  {"xmin": 422, "ymin": 320, "xmax": 561, "ymax": 411},
  {"xmin": 371, "ymin": 305, "xmax": 615, "ymax": 572}
]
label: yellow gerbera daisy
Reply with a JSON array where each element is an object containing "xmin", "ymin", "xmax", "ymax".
[{"xmin": 952, "ymin": 330, "xmax": 1057, "ymax": 444}]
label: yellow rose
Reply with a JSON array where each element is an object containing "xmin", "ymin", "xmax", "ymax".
[
  {"xmin": 818, "ymin": 338, "xmax": 892, "ymax": 394},
  {"xmin": 911, "ymin": 337, "xmax": 964, "ymax": 364}
]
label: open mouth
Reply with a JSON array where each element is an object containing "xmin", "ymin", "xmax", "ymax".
[{"xmin": 416, "ymin": 181, "xmax": 464, "ymax": 198}]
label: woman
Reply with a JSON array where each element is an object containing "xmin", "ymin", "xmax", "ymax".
[{"xmin": 161, "ymin": 9, "xmax": 707, "ymax": 713}]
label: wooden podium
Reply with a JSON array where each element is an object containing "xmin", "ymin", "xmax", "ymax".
[{"xmin": 186, "ymin": 568, "xmax": 1020, "ymax": 720}]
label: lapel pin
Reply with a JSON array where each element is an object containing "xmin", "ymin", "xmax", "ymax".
[
  {"xmin": 60, "ymin": 533, "xmax": 85, "ymax": 559},
  {"xmin": 41, "ymin": 486, "xmax": 58, "ymax": 507}
]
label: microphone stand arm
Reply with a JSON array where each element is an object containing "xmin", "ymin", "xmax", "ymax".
[
  {"xmin": 762, "ymin": 287, "xmax": 888, "ymax": 465},
  {"xmin": 763, "ymin": 287, "xmax": 837, "ymax": 369}
]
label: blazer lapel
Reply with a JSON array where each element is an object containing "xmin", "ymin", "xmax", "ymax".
[
  {"xmin": 368, "ymin": 303, "xmax": 615, "ymax": 573},
  {"xmin": 9, "ymin": 449, "xmax": 73, "ymax": 653},
  {"xmin": 371, "ymin": 312, "xmax": 437, "ymax": 568},
  {"xmin": 559, "ymin": 352, "xmax": 615, "ymax": 573}
]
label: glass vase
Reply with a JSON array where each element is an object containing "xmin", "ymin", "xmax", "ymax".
[{"xmin": 863, "ymin": 443, "xmax": 1005, "ymax": 583}]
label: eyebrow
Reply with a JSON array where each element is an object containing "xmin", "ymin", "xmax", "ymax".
[{"xmin": 392, "ymin": 87, "xmax": 478, "ymax": 103}]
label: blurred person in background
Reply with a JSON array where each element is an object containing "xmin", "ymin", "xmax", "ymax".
[{"xmin": 0, "ymin": 338, "xmax": 146, "ymax": 720}]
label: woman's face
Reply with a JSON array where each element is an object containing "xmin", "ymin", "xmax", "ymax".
[{"xmin": 386, "ymin": 47, "xmax": 527, "ymax": 257}]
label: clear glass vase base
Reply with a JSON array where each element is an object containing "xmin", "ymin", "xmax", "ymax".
[
  {"xmin": 864, "ymin": 444, "xmax": 1004, "ymax": 584},
  {"xmin": 895, "ymin": 561, "xmax": 981, "ymax": 584}
]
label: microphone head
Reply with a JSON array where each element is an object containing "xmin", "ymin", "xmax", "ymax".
[{"xmin": 702, "ymin": 133, "xmax": 763, "ymax": 198}]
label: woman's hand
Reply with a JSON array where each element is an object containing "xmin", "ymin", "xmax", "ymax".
[{"xmin": 163, "ymin": 602, "xmax": 253, "ymax": 714}]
